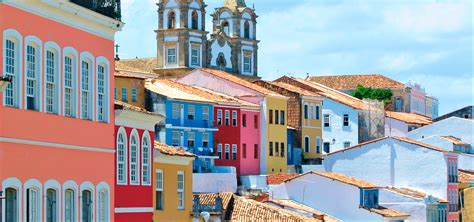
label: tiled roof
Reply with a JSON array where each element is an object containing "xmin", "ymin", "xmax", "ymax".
[
  {"xmin": 145, "ymin": 79, "xmax": 214, "ymax": 104},
  {"xmin": 281, "ymin": 77, "xmax": 365, "ymax": 110},
  {"xmin": 286, "ymin": 171, "xmax": 380, "ymax": 189},
  {"xmin": 116, "ymin": 57, "xmax": 158, "ymax": 73},
  {"xmin": 193, "ymin": 192, "xmax": 234, "ymax": 211},
  {"xmin": 362, "ymin": 206, "xmax": 409, "ymax": 218},
  {"xmin": 197, "ymin": 68, "xmax": 286, "ymax": 98},
  {"xmin": 266, "ymin": 199, "xmax": 341, "ymax": 222},
  {"xmin": 191, "ymin": 86, "xmax": 259, "ymax": 109},
  {"xmin": 386, "ymin": 111, "xmax": 432, "ymax": 125},
  {"xmin": 154, "ymin": 141, "xmax": 196, "ymax": 157},
  {"xmin": 440, "ymin": 136, "xmax": 469, "ymax": 145},
  {"xmin": 230, "ymin": 195, "xmax": 319, "ymax": 222},
  {"xmin": 261, "ymin": 81, "xmax": 322, "ymax": 97},
  {"xmin": 384, "ymin": 187, "xmax": 448, "ymax": 203},
  {"xmin": 114, "ymin": 70, "xmax": 148, "ymax": 79},
  {"xmin": 114, "ymin": 100, "xmax": 162, "ymax": 116},
  {"xmin": 459, "ymin": 169, "xmax": 474, "ymax": 183},
  {"xmin": 266, "ymin": 173, "xmax": 299, "ymax": 185},
  {"xmin": 307, "ymin": 74, "xmax": 405, "ymax": 90}
]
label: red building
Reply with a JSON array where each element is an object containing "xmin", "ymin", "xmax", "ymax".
[{"xmin": 114, "ymin": 101, "xmax": 163, "ymax": 221}]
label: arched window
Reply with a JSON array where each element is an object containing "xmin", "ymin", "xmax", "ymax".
[
  {"xmin": 222, "ymin": 20, "xmax": 230, "ymax": 35},
  {"xmin": 45, "ymin": 46, "xmax": 60, "ymax": 114},
  {"xmin": 244, "ymin": 20, "xmax": 250, "ymax": 39},
  {"xmin": 117, "ymin": 129, "xmax": 127, "ymax": 184},
  {"xmin": 80, "ymin": 53, "xmax": 94, "ymax": 120},
  {"xmin": 64, "ymin": 189, "xmax": 75, "ymax": 222},
  {"xmin": 5, "ymin": 187, "xmax": 19, "ymax": 222},
  {"xmin": 142, "ymin": 132, "xmax": 151, "ymax": 185},
  {"xmin": 46, "ymin": 188, "xmax": 58, "ymax": 222},
  {"xmin": 191, "ymin": 10, "xmax": 199, "ymax": 30},
  {"xmin": 168, "ymin": 11, "xmax": 176, "ymax": 29},
  {"xmin": 96, "ymin": 59, "xmax": 109, "ymax": 122},
  {"xmin": 97, "ymin": 190, "xmax": 108, "ymax": 222},
  {"xmin": 130, "ymin": 131, "xmax": 139, "ymax": 184},
  {"xmin": 63, "ymin": 47, "xmax": 78, "ymax": 117},
  {"xmin": 24, "ymin": 36, "xmax": 42, "ymax": 111},
  {"xmin": 3, "ymin": 29, "xmax": 22, "ymax": 108},
  {"xmin": 26, "ymin": 188, "xmax": 41, "ymax": 222},
  {"xmin": 216, "ymin": 53, "xmax": 226, "ymax": 70},
  {"xmin": 81, "ymin": 190, "xmax": 93, "ymax": 222}
]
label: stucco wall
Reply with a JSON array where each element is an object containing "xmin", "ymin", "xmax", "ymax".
[
  {"xmin": 114, "ymin": 77, "xmax": 145, "ymax": 108},
  {"xmin": 408, "ymin": 117, "xmax": 473, "ymax": 145},
  {"xmin": 458, "ymin": 154, "xmax": 474, "ymax": 170},
  {"xmin": 379, "ymin": 189, "xmax": 427, "ymax": 221},
  {"xmin": 322, "ymin": 98, "xmax": 359, "ymax": 153},
  {"xmin": 240, "ymin": 109, "xmax": 261, "ymax": 175},
  {"xmin": 385, "ymin": 117, "xmax": 408, "ymax": 137},
  {"xmin": 192, "ymin": 173, "xmax": 237, "ymax": 193}
]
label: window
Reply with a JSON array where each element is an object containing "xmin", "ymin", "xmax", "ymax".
[
  {"xmin": 121, "ymin": 88, "xmax": 127, "ymax": 102},
  {"xmin": 172, "ymin": 131, "xmax": 180, "ymax": 146},
  {"xmin": 130, "ymin": 134, "xmax": 139, "ymax": 184},
  {"xmin": 46, "ymin": 189, "xmax": 58, "ymax": 222},
  {"xmin": 242, "ymin": 114, "xmax": 247, "ymax": 127},
  {"xmin": 304, "ymin": 137, "xmax": 310, "ymax": 153},
  {"xmin": 323, "ymin": 142, "xmax": 330, "ymax": 154},
  {"xmin": 217, "ymin": 109, "xmax": 223, "ymax": 125},
  {"xmin": 26, "ymin": 188, "xmax": 41, "ymax": 222},
  {"xmin": 275, "ymin": 110, "xmax": 279, "ymax": 125},
  {"xmin": 315, "ymin": 105, "xmax": 320, "ymax": 120},
  {"xmin": 97, "ymin": 189, "xmax": 108, "ymax": 222},
  {"xmin": 97, "ymin": 64, "xmax": 107, "ymax": 122},
  {"xmin": 343, "ymin": 141, "xmax": 351, "ymax": 148},
  {"xmin": 64, "ymin": 56, "xmax": 76, "ymax": 117},
  {"xmin": 114, "ymin": 88, "xmax": 117, "ymax": 100},
  {"xmin": 232, "ymin": 111, "xmax": 238, "ymax": 126},
  {"xmin": 323, "ymin": 114, "xmax": 330, "ymax": 127},
  {"xmin": 243, "ymin": 144, "xmax": 247, "ymax": 158},
  {"xmin": 187, "ymin": 105, "xmax": 195, "ymax": 120},
  {"xmin": 269, "ymin": 142, "xmax": 273, "ymax": 156},
  {"xmin": 5, "ymin": 188, "xmax": 18, "ymax": 222},
  {"xmin": 202, "ymin": 106, "xmax": 209, "ymax": 121},
  {"xmin": 167, "ymin": 47, "xmax": 177, "ymax": 65},
  {"xmin": 168, "ymin": 11, "xmax": 176, "ymax": 29},
  {"xmin": 177, "ymin": 172, "xmax": 185, "ymax": 209},
  {"xmin": 64, "ymin": 189, "xmax": 75, "ymax": 222},
  {"xmin": 216, "ymin": 53, "xmax": 226, "ymax": 69},
  {"xmin": 156, "ymin": 169, "xmax": 164, "ymax": 210},
  {"xmin": 202, "ymin": 133, "xmax": 209, "ymax": 147},
  {"xmin": 361, "ymin": 189, "xmax": 379, "ymax": 208},
  {"xmin": 217, "ymin": 144, "xmax": 223, "ymax": 159},
  {"xmin": 394, "ymin": 97, "xmax": 403, "ymax": 111},
  {"xmin": 243, "ymin": 54, "xmax": 251, "ymax": 73},
  {"xmin": 117, "ymin": 131, "xmax": 127, "ymax": 184},
  {"xmin": 187, "ymin": 132, "xmax": 195, "ymax": 148},
  {"xmin": 26, "ymin": 45, "xmax": 40, "ymax": 111},
  {"xmin": 225, "ymin": 110, "xmax": 230, "ymax": 126},
  {"xmin": 81, "ymin": 60, "xmax": 92, "ymax": 120},
  {"xmin": 280, "ymin": 111, "xmax": 285, "ymax": 125},
  {"xmin": 254, "ymin": 144, "xmax": 258, "ymax": 159},
  {"xmin": 131, "ymin": 88, "xmax": 137, "ymax": 102},
  {"xmin": 281, "ymin": 142, "xmax": 285, "ymax": 157},
  {"xmin": 81, "ymin": 190, "xmax": 93, "ymax": 222},
  {"xmin": 269, "ymin": 110, "xmax": 273, "ymax": 124},
  {"xmin": 191, "ymin": 10, "xmax": 199, "ymax": 29},
  {"xmin": 343, "ymin": 114, "xmax": 349, "ymax": 126},
  {"xmin": 222, "ymin": 20, "xmax": 230, "ymax": 35},
  {"xmin": 244, "ymin": 20, "xmax": 250, "ymax": 39},
  {"xmin": 316, "ymin": 137, "xmax": 321, "ymax": 153},
  {"xmin": 172, "ymin": 103, "xmax": 179, "ymax": 119},
  {"xmin": 309, "ymin": 105, "xmax": 314, "ymax": 119},
  {"xmin": 191, "ymin": 46, "xmax": 200, "ymax": 66},
  {"xmin": 142, "ymin": 134, "xmax": 151, "ymax": 185},
  {"xmin": 232, "ymin": 144, "xmax": 237, "ymax": 160},
  {"xmin": 4, "ymin": 36, "xmax": 20, "ymax": 108},
  {"xmin": 275, "ymin": 142, "xmax": 279, "ymax": 155},
  {"xmin": 45, "ymin": 50, "xmax": 58, "ymax": 114},
  {"xmin": 225, "ymin": 144, "xmax": 230, "ymax": 160},
  {"xmin": 304, "ymin": 104, "xmax": 309, "ymax": 119},
  {"xmin": 254, "ymin": 115, "xmax": 258, "ymax": 129}
]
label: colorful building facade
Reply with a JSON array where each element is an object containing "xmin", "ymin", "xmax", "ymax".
[
  {"xmin": 0, "ymin": 1, "xmax": 122, "ymax": 221},
  {"xmin": 114, "ymin": 71, "xmax": 147, "ymax": 108}
]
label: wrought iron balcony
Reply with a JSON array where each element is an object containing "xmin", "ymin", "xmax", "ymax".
[{"xmin": 70, "ymin": 0, "xmax": 121, "ymax": 21}]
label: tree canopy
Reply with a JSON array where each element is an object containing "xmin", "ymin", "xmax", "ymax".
[{"xmin": 350, "ymin": 85, "xmax": 393, "ymax": 105}]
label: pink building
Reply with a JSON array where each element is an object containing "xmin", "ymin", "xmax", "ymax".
[
  {"xmin": 406, "ymin": 82, "xmax": 427, "ymax": 115},
  {"xmin": 0, "ymin": 1, "xmax": 122, "ymax": 221}
]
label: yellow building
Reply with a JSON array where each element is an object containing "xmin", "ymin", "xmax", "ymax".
[
  {"xmin": 266, "ymin": 96, "xmax": 290, "ymax": 174},
  {"xmin": 459, "ymin": 169, "xmax": 474, "ymax": 222},
  {"xmin": 114, "ymin": 70, "xmax": 148, "ymax": 108},
  {"xmin": 153, "ymin": 141, "xmax": 195, "ymax": 222}
]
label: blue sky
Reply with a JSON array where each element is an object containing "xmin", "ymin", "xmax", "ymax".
[{"xmin": 116, "ymin": 0, "xmax": 473, "ymax": 115}]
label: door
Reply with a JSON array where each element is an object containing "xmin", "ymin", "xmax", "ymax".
[{"xmin": 5, "ymin": 188, "xmax": 17, "ymax": 222}]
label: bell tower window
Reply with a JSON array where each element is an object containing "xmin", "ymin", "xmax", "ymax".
[
  {"xmin": 217, "ymin": 53, "xmax": 226, "ymax": 70},
  {"xmin": 222, "ymin": 20, "xmax": 230, "ymax": 35},
  {"xmin": 244, "ymin": 21, "xmax": 250, "ymax": 39},
  {"xmin": 168, "ymin": 11, "xmax": 176, "ymax": 29},
  {"xmin": 192, "ymin": 10, "xmax": 199, "ymax": 30}
]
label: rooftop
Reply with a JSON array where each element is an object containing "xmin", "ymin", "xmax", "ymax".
[
  {"xmin": 154, "ymin": 141, "xmax": 196, "ymax": 157},
  {"xmin": 257, "ymin": 80, "xmax": 322, "ymax": 98},
  {"xmin": 459, "ymin": 169, "xmax": 474, "ymax": 183},
  {"xmin": 190, "ymin": 86, "xmax": 259, "ymax": 109},
  {"xmin": 384, "ymin": 187, "xmax": 448, "ymax": 203},
  {"xmin": 286, "ymin": 171, "xmax": 380, "ymax": 189},
  {"xmin": 266, "ymin": 199, "xmax": 341, "ymax": 222},
  {"xmin": 145, "ymin": 79, "xmax": 214, "ymax": 104},
  {"xmin": 114, "ymin": 100, "xmax": 160, "ymax": 116},
  {"xmin": 114, "ymin": 70, "xmax": 148, "ymax": 79},
  {"xmin": 439, "ymin": 136, "xmax": 470, "ymax": 146},
  {"xmin": 193, "ymin": 192, "xmax": 234, "ymax": 211},
  {"xmin": 116, "ymin": 57, "xmax": 158, "ymax": 73},
  {"xmin": 266, "ymin": 173, "xmax": 299, "ymax": 185},
  {"xmin": 362, "ymin": 206, "xmax": 410, "ymax": 218},
  {"xmin": 385, "ymin": 111, "xmax": 432, "ymax": 125},
  {"xmin": 307, "ymin": 74, "xmax": 405, "ymax": 90}
]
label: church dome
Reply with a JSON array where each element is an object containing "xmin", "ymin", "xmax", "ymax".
[{"xmin": 224, "ymin": 0, "xmax": 246, "ymax": 8}]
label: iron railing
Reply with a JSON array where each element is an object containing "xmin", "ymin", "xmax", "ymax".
[{"xmin": 70, "ymin": 0, "xmax": 121, "ymax": 20}]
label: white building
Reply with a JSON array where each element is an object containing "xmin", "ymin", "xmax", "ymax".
[
  {"xmin": 323, "ymin": 137, "xmax": 459, "ymax": 221},
  {"xmin": 385, "ymin": 111, "xmax": 432, "ymax": 137},
  {"xmin": 270, "ymin": 171, "xmax": 410, "ymax": 221},
  {"xmin": 407, "ymin": 117, "xmax": 473, "ymax": 145}
]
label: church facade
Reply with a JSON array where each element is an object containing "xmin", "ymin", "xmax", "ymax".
[{"xmin": 156, "ymin": 0, "xmax": 259, "ymax": 77}]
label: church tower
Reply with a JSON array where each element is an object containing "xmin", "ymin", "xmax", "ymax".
[
  {"xmin": 156, "ymin": 0, "xmax": 208, "ymax": 71},
  {"xmin": 208, "ymin": 0, "xmax": 259, "ymax": 77}
]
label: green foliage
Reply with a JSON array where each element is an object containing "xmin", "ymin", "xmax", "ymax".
[{"xmin": 351, "ymin": 85, "xmax": 393, "ymax": 105}]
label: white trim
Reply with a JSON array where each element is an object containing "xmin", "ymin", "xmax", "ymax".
[
  {"xmin": 24, "ymin": 35, "xmax": 43, "ymax": 112},
  {"xmin": 0, "ymin": 137, "xmax": 114, "ymax": 153},
  {"xmin": 95, "ymin": 182, "xmax": 110, "ymax": 222},
  {"xmin": 44, "ymin": 41, "xmax": 62, "ymax": 115},
  {"xmin": 141, "ymin": 131, "xmax": 152, "ymax": 186},
  {"xmin": 62, "ymin": 47, "xmax": 79, "ymax": 118},
  {"xmin": 129, "ymin": 129, "xmax": 140, "ymax": 185},
  {"xmin": 95, "ymin": 56, "xmax": 110, "ymax": 123},
  {"xmin": 23, "ymin": 179, "xmax": 43, "ymax": 222},
  {"xmin": 116, "ymin": 127, "xmax": 128, "ymax": 185},
  {"xmin": 114, "ymin": 207, "xmax": 154, "ymax": 213},
  {"xmin": 2, "ymin": 177, "xmax": 22, "ymax": 222},
  {"xmin": 3, "ymin": 29, "xmax": 23, "ymax": 108},
  {"xmin": 62, "ymin": 180, "xmax": 79, "ymax": 222},
  {"xmin": 44, "ymin": 179, "xmax": 61, "ymax": 222},
  {"xmin": 177, "ymin": 171, "xmax": 185, "ymax": 210},
  {"xmin": 79, "ymin": 51, "xmax": 95, "ymax": 121},
  {"xmin": 79, "ymin": 182, "xmax": 95, "ymax": 222}
]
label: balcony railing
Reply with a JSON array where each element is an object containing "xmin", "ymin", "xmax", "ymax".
[{"xmin": 70, "ymin": 0, "xmax": 121, "ymax": 21}]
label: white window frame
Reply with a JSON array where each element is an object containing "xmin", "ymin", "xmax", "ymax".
[
  {"xmin": 187, "ymin": 105, "xmax": 195, "ymax": 120},
  {"xmin": 63, "ymin": 47, "xmax": 78, "ymax": 118},
  {"xmin": 44, "ymin": 179, "xmax": 61, "ymax": 222},
  {"xmin": 116, "ymin": 127, "xmax": 128, "ymax": 185},
  {"xmin": 202, "ymin": 106, "xmax": 209, "ymax": 121},
  {"xmin": 243, "ymin": 53, "xmax": 252, "ymax": 73},
  {"xmin": 96, "ymin": 57, "xmax": 109, "ymax": 122},
  {"xmin": 172, "ymin": 103, "xmax": 180, "ymax": 119},
  {"xmin": 141, "ymin": 131, "xmax": 152, "ymax": 186},
  {"xmin": 62, "ymin": 180, "xmax": 78, "ymax": 222},
  {"xmin": 217, "ymin": 144, "xmax": 223, "ymax": 159},
  {"xmin": 187, "ymin": 131, "xmax": 195, "ymax": 148},
  {"xmin": 23, "ymin": 179, "xmax": 43, "ymax": 222},
  {"xmin": 225, "ymin": 110, "xmax": 230, "ymax": 126},
  {"xmin": 190, "ymin": 44, "xmax": 201, "ymax": 67},
  {"xmin": 323, "ymin": 114, "xmax": 330, "ymax": 127},
  {"xmin": 95, "ymin": 182, "xmax": 110, "ymax": 222},
  {"xmin": 80, "ymin": 52, "xmax": 94, "ymax": 120},
  {"xmin": 129, "ymin": 129, "xmax": 140, "ymax": 185},
  {"xmin": 79, "ymin": 182, "xmax": 95, "ymax": 222},
  {"xmin": 232, "ymin": 110, "xmax": 238, "ymax": 126},
  {"xmin": 166, "ymin": 46, "xmax": 177, "ymax": 65},
  {"xmin": 44, "ymin": 41, "xmax": 61, "ymax": 115},
  {"xmin": 343, "ymin": 113, "xmax": 350, "ymax": 127},
  {"xmin": 3, "ymin": 29, "xmax": 23, "ymax": 108},
  {"xmin": 177, "ymin": 171, "xmax": 185, "ymax": 210},
  {"xmin": 24, "ymin": 36, "xmax": 42, "ymax": 112},
  {"xmin": 202, "ymin": 132, "xmax": 209, "ymax": 147},
  {"xmin": 232, "ymin": 144, "xmax": 237, "ymax": 160},
  {"xmin": 225, "ymin": 144, "xmax": 230, "ymax": 160},
  {"xmin": 217, "ymin": 109, "xmax": 223, "ymax": 125},
  {"xmin": 172, "ymin": 131, "xmax": 180, "ymax": 146},
  {"xmin": 155, "ymin": 169, "xmax": 164, "ymax": 210}
]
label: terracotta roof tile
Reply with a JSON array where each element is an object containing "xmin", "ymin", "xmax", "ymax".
[
  {"xmin": 259, "ymin": 80, "xmax": 322, "ymax": 97},
  {"xmin": 384, "ymin": 187, "xmax": 448, "ymax": 203},
  {"xmin": 286, "ymin": 171, "xmax": 380, "ymax": 189},
  {"xmin": 116, "ymin": 57, "xmax": 158, "ymax": 73},
  {"xmin": 193, "ymin": 192, "xmax": 234, "ymax": 211},
  {"xmin": 230, "ymin": 195, "xmax": 319, "ymax": 222},
  {"xmin": 440, "ymin": 136, "xmax": 470, "ymax": 145},
  {"xmin": 266, "ymin": 173, "xmax": 299, "ymax": 185},
  {"xmin": 114, "ymin": 100, "xmax": 163, "ymax": 117},
  {"xmin": 145, "ymin": 79, "xmax": 214, "ymax": 104},
  {"xmin": 307, "ymin": 74, "xmax": 405, "ymax": 90},
  {"xmin": 362, "ymin": 206, "xmax": 409, "ymax": 218},
  {"xmin": 459, "ymin": 169, "xmax": 474, "ymax": 183},
  {"xmin": 114, "ymin": 70, "xmax": 149, "ymax": 79},
  {"xmin": 154, "ymin": 141, "xmax": 196, "ymax": 157},
  {"xmin": 266, "ymin": 199, "xmax": 340, "ymax": 222},
  {"xmin": 190, "ymin": 86, "xmax": 259, "ymax": 109},
  {"xmin": 386, "ymin": 111, "xmax": 432, "ymax": 125}
]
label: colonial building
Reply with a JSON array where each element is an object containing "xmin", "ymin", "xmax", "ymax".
[
  {"xmin": 384, "ymin": 111, "xmax": 432, "ymax": 137},
  {"xmin": 0, "ymin": 1, "xmax": 122, "ymax": 221}
]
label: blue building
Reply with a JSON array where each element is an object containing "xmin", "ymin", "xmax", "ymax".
[{"xmin": 145, "ymin": 79, "xmax": 218, "ymax": 172}]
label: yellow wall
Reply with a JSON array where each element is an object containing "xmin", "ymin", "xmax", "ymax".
[
  {"xmin": 301, "ymin": 97, "xmax": 323, "ymax": 160},
  {"xmin": 114, "ymin": 76, "xmax": 146, "ymax": 108},
  {"xmin": 461, "ymin": 186, "xmax": 474, "ymax": 222},
  {"xmin": 153, "ymin": 158, "xmax": 193, "ymax": 222},
  {"xmin": 266, "ymin": 96, "xmax": 288, "ymax": 174}
]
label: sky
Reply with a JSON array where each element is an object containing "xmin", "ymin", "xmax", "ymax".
[{"xmin": 116, "ymin": 0, "xmax": 473, "ymax": 115}]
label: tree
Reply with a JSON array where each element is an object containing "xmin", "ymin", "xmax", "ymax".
[{"xmin": 351, "ymin": 85, "xmax": 393, "ymax": 105}]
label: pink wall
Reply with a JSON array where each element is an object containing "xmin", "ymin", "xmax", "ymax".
[{"xmin": 240, "ymin": 109, "xmax": 261, "ymax": 175}]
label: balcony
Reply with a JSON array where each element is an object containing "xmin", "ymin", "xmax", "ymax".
[{"xmin": 70, "ymin": 0, "xmax": 121, "ymax": 21}]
